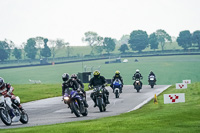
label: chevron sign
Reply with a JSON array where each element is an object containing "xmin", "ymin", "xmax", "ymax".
[
  {"xmin": 164, "ymin": 93, "xmax": 185, "ymax": 104},
  {"xmin": 176, "ymin": 83, "xmax": 187, "ymax": 89},
  {"xmin": 183, "ymin": 80, "xmax": 191, "ymax": 84}
]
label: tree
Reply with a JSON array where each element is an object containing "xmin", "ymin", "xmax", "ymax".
[
  {"xmin": 35, "ymin": 36, "xmax": 44, "ymax": 58},
  {"xmin": 149, "ymin": 33, "xmax": 159, "ymax": 50},
  {"xmin": 155, "ymin": 29, "xmax": 172, "ymax": 51},
  {"xmin": 12, "ymin": 48, "xmax": 22, "ymax": 60},
  {"xmin": 128, "ymin": 30, "xmax": 148, "ymax": 52},
  {"xmin": 82, "ymin": 31, "xmax": 102, "ymax": 55},
  {"xmin": 103, "ymin": 37, "xmax": 116, "ymax": 54},
  {"xmin": 0, "ymin": 41, "xmax": 10, "ymax": 61},
  {"xmin": 118, "ymin": 35, "xmax": 130, "ymax": 45},
  {"xmin": 40, "ymin": 38, "xmax": 51, "ymax": 58},
  {"xmin": 177, "ymin": 30, "xmax": 192, "ymax": 50},
  {"xmin": 94, "ymin": 36, "xmax": 104, "ymax": 55},
  {"xmin": 56, "ymin": 39, "xmax": 65, "ymax": 48},
  {"xmin": 118, "ymin": 43, "xmax": 129, "ymax": 53},
  {"xmin": 192, "ymin": 30, "xmax": 200, "ymax": 50},
  {"xmin": 24, "ymin": 38, "xmax": 37, "ymax": 60}
]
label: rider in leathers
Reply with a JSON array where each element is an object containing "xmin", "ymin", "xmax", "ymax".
[
  {"xmin": 148, "ymin": 70, "xmax": 157, "ymax": 84},
  {"xmin": 0, "ymin": 77, "xmax": 24, "ymax": 112},
  {"xmin": 62, "ymin": 73, "xmax": 88, "ymax": 107},
  {"xmin": 110, "ymin": 70, "xmax": 124, "ymax": 93},
  {"xmin": 89, "ymin": 70, "xmax": 110, "ymax": 107},
  {"xmin": 132, "ymin": 69, "xmax": 143, "ymax": 88}
]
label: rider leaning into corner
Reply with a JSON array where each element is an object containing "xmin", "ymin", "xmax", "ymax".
[
  {"xmin": 0, "ymin": 77, "xmax": 25, "ymax": 113},
  {"xmin": 132, "ymin": 69, "xmax": 143, "ymax": 87},
  {"xmin": 88, "ymin": 70, "xmax": 110, "ymax": 107},
  {"xmin": 110, "ymin": 70, "xmax": 124, "ymax": 93},
  {"xmin": 148, "ymin": 70, "xmax": 157, "ymax": 84},
  {"xmin": 61, "ymin": 73, "xmax": 88, "ymax": 107}
]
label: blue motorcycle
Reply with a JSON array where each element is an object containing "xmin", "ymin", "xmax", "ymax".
[
  {"xmin": 63, "ymin": 88, "xmax": 88, "ymax": 117},
  {"xmin": 112, "ymin": 79, "xmax": 122, "ymax": 98}
]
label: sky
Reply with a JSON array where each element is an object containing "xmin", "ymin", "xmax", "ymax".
[{"xmin": 0, "ymin": 0, "xmax": 200, "ymax": 46}]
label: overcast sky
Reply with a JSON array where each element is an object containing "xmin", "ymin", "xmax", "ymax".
[{"xmin": 0, "ymin": 0, "xmax": 200, "ymax": 46}]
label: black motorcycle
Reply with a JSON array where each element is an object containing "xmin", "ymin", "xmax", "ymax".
[
  {"xmin": 149, "ymin": 75, "xmax": 156, "ymax": 88},
  {"xmin": 0, "ymin": 95, "xmax": 28, "ymax": 126},
  {"xmin": 92, "ymin": 86, "xmax": 106, "ymax": 112},
  {"xmin": 133, "ymin": 78, "xmax": 142, "ymax": 92}
]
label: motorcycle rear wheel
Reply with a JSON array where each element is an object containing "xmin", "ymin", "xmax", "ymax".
[
  {"xmin": 0, "ymin": 109, "xmax": 12, "ymax": 126},
  {"xmin": 20, "ymin": 112, "xmax": 29, "ymax": 124}
]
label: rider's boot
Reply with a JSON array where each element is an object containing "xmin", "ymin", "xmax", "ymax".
[
  {"xmin": 106, "ymin": 96, "xmax": 110, "ymax": 104},
  {"xmin": 83, "ymin": 100, "xmax": 89, "ymax": 108}
]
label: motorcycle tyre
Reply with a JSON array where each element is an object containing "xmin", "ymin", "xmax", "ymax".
[
  {"xmin": 70, "ymin": 102, "xmax": 81, "ymax": 117},
  {"xmin": 20, "ymin": 111, "xmax": 29, "ymax": 124},
  {"xmin": 0, "ymin": 109, "xmax": 12, "ymax": 126}
]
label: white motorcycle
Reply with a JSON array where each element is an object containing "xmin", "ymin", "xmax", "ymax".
[{"xmin": 0, "ymin": 95, "xmax": 28, "ymax": 126}]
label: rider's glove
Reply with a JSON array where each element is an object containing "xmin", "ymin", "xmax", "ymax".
[{"xmin": 88, "ymin": 86, "xmax": 92, "ymax": 90}]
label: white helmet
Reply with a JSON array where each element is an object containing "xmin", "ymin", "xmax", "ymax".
[{"xmin": 136, "ymin": 69, "xmax": 139, "ymax": 72}]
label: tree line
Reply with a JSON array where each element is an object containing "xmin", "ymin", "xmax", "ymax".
[{"xmin": 0, "ymin": 29, "xmax": 200, "ymax": 61}]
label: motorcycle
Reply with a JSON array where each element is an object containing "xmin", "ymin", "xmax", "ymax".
[
  {"xmin": 63, "ymin": 88, "xmax": 88, "ymax": 117},
  {"xmin": 149, "ymin": 75, "xmax": 156, "ymax": 88},
  {"xmin": 0, "ymin": 95, "xmax": 28, "ymax": 126},
  {"xmin": 92, "ymin": 86, "xmax": 106, "ymax": 112},
  {"xmin": 133, "ymin": 78, "xmax": 142, "ymax": 92},
  {"xmin": 112, "ymin": 79, "xmax": 122, "ymax": 98}
]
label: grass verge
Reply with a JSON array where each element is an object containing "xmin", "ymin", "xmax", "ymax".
[{"xmin": 1, "ymin": 82, "xmax": 200, "ymax": 133}]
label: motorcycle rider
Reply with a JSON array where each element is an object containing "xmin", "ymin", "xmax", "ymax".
[
  {"xmin": 148, "ymin": 70, "xmax": 156, "ymax": 84},
  {"xmin": 71, "ymin": 74, "xmax": 88, "ymax": 107},
  {"xmin": 132, "ymin": 69, "xmax": 143, "ymax": 87},
  {"xmin": 0, "ymin": 77, "xmax": 25, "ymax": 113},
  {"xmin": 62, "ymin": 73, "xmax": 88, "ymax": 107},
  {"xmin": 110, "ymin": 70, "xmax": 124, "ymax": 93},
  {"xmin": 88, "ymin": 70, "xmax": 110, "ymax": 107}
]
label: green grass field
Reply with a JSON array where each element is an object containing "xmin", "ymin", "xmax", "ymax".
[
  {"xmin": 1, "ymin": 82, "xmax": 199, "ymax": 133},
  {"xmin": 0, "ymin": 55, "xmax": 200, "ymax": 85}
]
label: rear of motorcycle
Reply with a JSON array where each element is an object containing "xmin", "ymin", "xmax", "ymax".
[
  {"xmin": 134, "ymin": 80, "xmax": 142, "ymax": 92},
  {"xmin": 149, "ymin": 76, "xmax": 155, "ymax": 88}
]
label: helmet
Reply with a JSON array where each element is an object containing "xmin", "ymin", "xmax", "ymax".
[
  {"xmin": 0, "ymin": 77, "xmax": 5, "ymax": 89},
  {"xmin": 115, "ymin": 70, "xmax": 120, "ymax": 77},
  {"xmin": 115, "ymin": 70, "xmax": 120, "ymax": 75},
  {"xmin": 62, "ymin": 73, "xmax": 70, "ymax": 81},
  {"xmin": 71, "ymin": 74, "xmax": 77, "ymax": 79},
  {"xmin": 136, "ymin": 69, "xmax": 139, "ymax": 72},
  {"xmin": 93, "ymin": 70, "xmax": 100, "ymax": 78}
]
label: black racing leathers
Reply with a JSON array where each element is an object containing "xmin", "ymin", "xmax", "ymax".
[
  {"xmin": 89, "ymin": 76, "xmax": 110, "ymax": 106},
  {"xmin": 62, "ymin": 79, "xmax": 79, "ymax": 96},
  {"xmin": 132, "ymin": 72, "xmax": 143, "ymax": 87},
  {"xmin": 62, "ymin": 78, "xmax": 88, "ymax": 107}
]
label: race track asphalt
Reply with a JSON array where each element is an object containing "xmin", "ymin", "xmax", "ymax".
[{"xmin": 0, "ymin": 85, "xmax": 170, "ymax": 129}]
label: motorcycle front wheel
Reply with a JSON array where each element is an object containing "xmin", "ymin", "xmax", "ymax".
[
  {"xmin": 0, "ymin": 109, "xmax": 12, "ymax": 126},
  {"xmin": 70, "ymin": 101, "xmax": 81, "ymax": 117}
]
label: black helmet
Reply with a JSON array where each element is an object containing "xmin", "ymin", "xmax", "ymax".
[
  {"xmin": 62, "ymin": 73, "xmax": 70, "ymax": 81},
  {"xmin": 71, "ymin": 74, "xmax": 77, "ymax": 79},
  {"xmin": 0, "ymin": 77, "xmax": 5, "ymax": 89}
]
